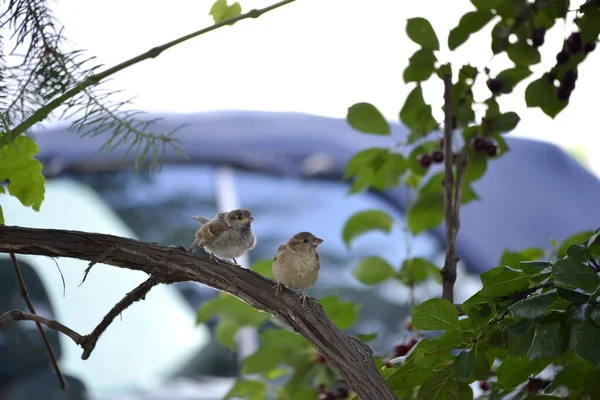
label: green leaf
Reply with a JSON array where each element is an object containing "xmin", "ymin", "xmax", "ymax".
[
  {"xmin": 507, "ymin": 327, "xmax": 535, "ymax": 357},
  {"xmin": 567, "ymin": 244, "xmax": 591, "ymax": 262},
  {"xmin": 399, "ymin": 85, "xmax": 438, "ymax": 135},
  {"xmin": 417, "ymin": 366, "xmax": 458, "ymax": 400},
  {"xmin": 448, "ymin": 10, "xmax": 494, "ymax": 50},
  {"xmin": 342, "ymin": 210, "xmax": 393, "ymax": 249},
  {"xmin": 481, "ymin": 268, "xmax": 532, "ymax": 298},
  {"xmin": 552, "ymin": 258, "xmax": 600, "ymax": 293},
  {"xmin": 209, "ymin": 0, "xmax": 242, "ymax": 23},
  {"xmin": 320, "ymin": 295, "xmax": 359, "ymax": 330},
  {"xmin": 451, "ymin": 351, "xmax": 476, "ymax": 382},
  {"xmin": 346, "ymin": 103, "xmax": 390, "ymax": 135},
  {"xmin": 525, "ymin": 77, "xmax": 567, "ymax": 119},
  {"xmin": 242, "ymin": 347, "xmax": 281, "ymax": 374},
  {"xmin": 463, "ymin": 149, "xmax": 488, "ymax": 184},
  {"xmin": 495, "ymin": 67, "xmax": 532, "ymax": 94},
  {"xmin": 552, "ymin": 358, "xmax": 597, "ymax": 392},
  {"xmin": 471, "ymin": 0, "xmax": 503, "ymax": 11},
  {"xmin": 412, "ymin": 299, "xmax": 459, "ymax": 331},
  {"xmin": 558, "ymin": 230, "xmax": 596, "ymax": 258},
  {"xmin": 490, "ymin": 112, "xmax": 520, "ymax": 133},
  {"xmin": 406, "ymin": 17, "xmax": 440, "ymax": 50},
  {"xmin": 196, "ymin": 293, "xmax": 270, "ymax": 326},
  {"xmin": 225, "ymin": 379, "xmax": 267, "ymax": 400},
  {"xmin": 216, "ymin": 318, "xmax": 238, "ymax": 349},
  {"xmin": 509, "ymin": 291, "xmax": 557, "ymax": 320},
  {"xmin": 573, "ymin": 320, "xmax": 600, "ymax": 368},
  {"xmin": 356, "ymin": 332, "xmax": 378, "ymax": 342},
  {"xmin": 353, "ymin": 256, "xmax": 395, "ymax": 285},
  {"xmin": 490, "ymin": 20, "xmax": 511, "ymax": 54},
  {"xmin": 456, "ymin": 382, "xmax": 473, "ymax": 400},
  {"xmin": 404, "ymin": 49, "xmax": 437, "ymax": 82},
  {"xmin": 497, "ymin": 356, "xmax": 549, "ymax": 388},
  {"xmin": 386, "ymin": 357, "xmax": 431, "ymax": 388},
  {"xmin": 406, "ymin": 173, "xmax": 444, "ymax": 235},
  {"xmin": 0, "ymin": 136, "xmax": 46, "ymax": 218},
  {"xmin": 413, "ymin": 330, "xmax": 462, "ymax": 368},
  {"xmin": 250, "ymin": 259, "xmax": 274, "ymax": 279},
  {"xmin": 506, "ymin": 40, "xmax": 541, "ymax": 66},
  {"xmin": 557, "ymin": 287, "xmax": 590, "ymax": 303},
  {"xmin": 576, "ymin": 9, "xmax": 600, "ymax": 43},
  {"xmin": 372, "ymin": 153, "xmax": 408, "ymax": 190},
  {"xmin": 344, "ymin": 148, "xmax": 387, "ymax": 179},
  {"xmin": 528, "ymin": 321, "xmax": 568, "ymax": 360},
  {"xmin": 397, "ymin": 257, "xmax": 442, "ymax": 286}
]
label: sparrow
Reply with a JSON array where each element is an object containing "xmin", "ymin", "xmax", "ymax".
[
  {"xmin": 189, "ymin": 208, "xmax": 256, "ymax": 265},
  {"xmin": 272, "ymin": 231, "xmax": 323, "ymax": 305}
]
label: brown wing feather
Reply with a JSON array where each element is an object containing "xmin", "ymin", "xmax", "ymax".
[
  {"xmin": 192, "ymin": 220, "xmax": 228, "ymax": 248},
  {"xmin": 273, "ymin": 243, "xmax": 287, "ymax": 261}
]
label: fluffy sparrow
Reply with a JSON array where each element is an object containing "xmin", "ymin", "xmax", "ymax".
[
  {"xmin": 272, "ymin": 231, "xmax": 323, "ymax": 305},
  {"xmin": 189, "ymin": 208, "xmax": 256, "ymax": 265}
]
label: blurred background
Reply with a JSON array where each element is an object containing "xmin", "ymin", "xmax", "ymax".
[{"xmin": 1, "ymin": 0, "xmax": 599, "ymax": 399}]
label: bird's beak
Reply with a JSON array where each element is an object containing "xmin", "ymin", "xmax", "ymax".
[
  {"xmin": 312, "ymin": 237, "xmax": 323, "ymax": 247},
  {"xmin": 241, "ymin": 216, "xmax": 254, "ymax": 224}
]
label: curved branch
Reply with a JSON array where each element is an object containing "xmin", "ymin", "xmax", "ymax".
[{"xmin": 0, "ymin": 225, "xmax": 397, "ymax": 400}]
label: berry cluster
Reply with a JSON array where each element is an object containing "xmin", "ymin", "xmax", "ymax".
[
  {"xmin": 531, "ymin": 27, "xmax": 546, "ymax": 47},
  {"xmin": 417, "ymin": 138, "xmax": 446, "ymax": 169},
  {"xmin": 550, "ymin": 30, "xmax": 596, "ymax": 101},
  {"xmin": 486, "ymin": 78, "xmax": 503, "ymax": 95},
  {"xmin": 472, "ymin": 137, "xmax": 498, "ymax": 157},
  {"xmin": 317, "ymin": 380, "xmax": 350, "ymax": 400},
  {"xmin": 478, "ymin": 377, "xmax": 550, "ymax": 394}
]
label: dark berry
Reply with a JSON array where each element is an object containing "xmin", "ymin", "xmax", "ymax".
[
  {"xmin": 584, "ymin": 42, "xmax": 597, "ymax": 53},
  {"xmin": 394, "ymin": 344, "xmax": 409, "ymax": 357},
  {"xmin": 383, "ymin": 360, "xmax": 393, "ymax": 368},
  {"xmin": 563, "ymin": 70, "xmax": 578, "ymax": 84},
  {"xmin": 566, "ymin": 31, "xmax": 583, "ymax": 53},
  {"xmin": 485, "ymin": 143, "xmax": 498, "ymax": 157},
  {"xmin": 418, "ymin": 154, "xmax": 433, "ymax": 169},
  {"xmin": 531, "ymin": 27, "xmax": 546, "ymax": 47},
  {"xmin": 406, "ymin": 338, "xmax": 418, "ymax": 349},
  {"xmin": 557, "ymin": 85, "xmax": 572, "ymax": 101},
  {"xmin": 318, "ymin": 392, "xmax": 336, "ymax": 400},
  {"xmin": 556, "ymin": 50, "xmax": 570, "ymax": 65},
  {"xmin": 486, "ymin": 78, "xmax": 503, "ymax": 95},
  {"xmin": 432, "ymin": 150, "xmax": 444, "ymax": 163},
  {"xmin": 527, "ymin": 378, "xmax": 543, "ymax": 393},
  {"xmin": 479, "ymin": 381, "xmax": 490, "ymax": 391},
  {"xmin": 335, "ymin": 381, "xmax": 350, "ymax": 399},
  {"xmin": 315, "ymin": 353, "xmax": 326, "ymax": 364},
  {"xmin": 473, "ymin": 137, "xmax": 487, "ymax": 151}
]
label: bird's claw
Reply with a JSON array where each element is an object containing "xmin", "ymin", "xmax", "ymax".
[{"xmin": 272, "ymin": 282, "xmax": 284, "ymax": 297}]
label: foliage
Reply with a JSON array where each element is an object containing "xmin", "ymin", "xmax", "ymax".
[{"xmin": 2, "ymin": 0, "xmax": 600, "ymax": 399}]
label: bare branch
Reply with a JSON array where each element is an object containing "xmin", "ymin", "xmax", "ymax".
[
  {"xmin": 80, "ymin": 276, "xmax": 163, "ymax": 360},
  {"xmin": 0, "ymin": 309, "xmax": 84, "ymax": 345},
  {"xmin": 9, "ymin": 253, "xmax": 67, "ymax": 389},
  {"xmin": 0, "ymin": 225, "xmax": 397, "ymax": 400},
  {"xmin": 441, "ymin": 73, "xmax": 461, "ymax": 303},
  {"xmin": 0, "ymin": 0, "xmax": 298, "ymax": 148}
]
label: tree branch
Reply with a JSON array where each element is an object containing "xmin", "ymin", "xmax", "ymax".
[
  {"xmin": 0, "ymin": 225, "xmax": 397, "ymax": 400},
  {"xmin": 0, "ymin": 309, "xmax": 84, "ymax": 345},
  {"xmin": 9, "ymin": 253, "xmax": 67, "ymax": 389},
  {"xmin": 0, "ymin": 0, "xmax": 297, "ymax": 148},
  {"xmin": 441, "ymin": 73, "xmax": 465, "ymax": 304}
]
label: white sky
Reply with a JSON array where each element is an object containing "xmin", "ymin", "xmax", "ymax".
[{"xmin": 51, "ymin": 0, "xmax": 600, "ymax": 174}]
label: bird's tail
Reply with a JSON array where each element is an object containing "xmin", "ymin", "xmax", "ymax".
[{"xmin": 191, "ymin": 215, "xmax": 210, "ymax": 224}]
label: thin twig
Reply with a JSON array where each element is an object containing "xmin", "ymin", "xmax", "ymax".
[
  {"xmin": 0, "ymin": 0, "xmax": 297, "ymax": 147},
  {"xmin": 441, "ymin": 73, "xmax": 465, "ymax": 303},
  {"xmin": 9, "ymin": 253, "xmax": 67, "ymax": 389},
  {"xmin": 79, "ymin": 247, "xmax": 115, "ymax": 286},
  {"xmin": 589, "ymin": 257, "xmax": 600, "ymax": 273},
  {"xmin": 80, "ymin": 276, "xmax": 161, "ymax": 360},
  {"xmin": 0, "ymin": 309, "xmax": 84, "ymax": 345}
]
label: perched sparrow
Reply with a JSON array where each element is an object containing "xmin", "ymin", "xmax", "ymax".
[
  {"xmin": 272, "ymin": 231, "xmax": 323, "ymax": 305},
  {"xmin": 189, "ymin": 208, "xmax": 256, "ymax": 265}
]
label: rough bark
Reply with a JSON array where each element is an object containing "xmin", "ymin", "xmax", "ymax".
[{"xmin": 0, "ymin": 225, "xmax": 397, "ymax": 400}]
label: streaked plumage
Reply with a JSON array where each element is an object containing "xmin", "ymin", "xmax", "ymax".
[
  {"xmin": 272, "ymin": 231, "xmax": 323, "ymax": 305},
  {"xmin": 189, "ymin": 209, "xmax": 256, "ymax": 265}
]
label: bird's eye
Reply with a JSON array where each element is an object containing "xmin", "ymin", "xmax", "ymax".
[{"xmin": 303, "ymin": 239, "xmax": 309, "ymax": 243}]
